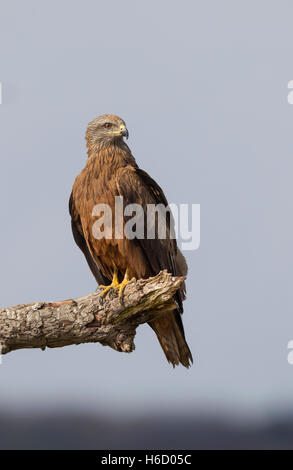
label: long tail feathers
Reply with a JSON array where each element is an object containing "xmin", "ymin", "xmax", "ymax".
[{"xmin": 150, "ymin": 311, "xmax": 193, "ymax": 368}]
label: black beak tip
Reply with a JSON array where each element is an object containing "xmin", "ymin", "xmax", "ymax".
[{"xmin": 121, "ymin": 129, "xmax": 129, "ymax": 139}]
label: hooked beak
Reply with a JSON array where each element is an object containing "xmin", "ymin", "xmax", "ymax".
[{"xmin": 120, "ymin": 127, "xmax": 129, "ymax": 139}]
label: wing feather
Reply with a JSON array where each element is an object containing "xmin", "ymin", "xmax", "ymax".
[{"xmin": 69, "ymin": 191, "xmax": 108, "ymax": 285}]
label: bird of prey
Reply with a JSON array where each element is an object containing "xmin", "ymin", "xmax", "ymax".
[{"xmin": 69, "ymin": 114, "xmax": 192, "ymax": 367}]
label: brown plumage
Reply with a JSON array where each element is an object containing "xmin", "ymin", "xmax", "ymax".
[{"xmin": 69, "ymin": 114, "xmax": 192, "ymax": 367}]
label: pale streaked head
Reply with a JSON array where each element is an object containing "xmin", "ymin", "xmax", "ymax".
[{"xmin": 86, "ymin": 114, "xmax": 129, "ymax": 149}]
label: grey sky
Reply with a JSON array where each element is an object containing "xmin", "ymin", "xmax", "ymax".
[{"xmin": 0, "ymin": 0, "xmax": 293, "ymax": 417}]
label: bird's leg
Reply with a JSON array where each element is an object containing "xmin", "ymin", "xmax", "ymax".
[
  {"xmin": 97, "ymin": 268, "xmax": 133, "ymax": 298},
  {"xmin": 97, "ymin": 269, "xmax": 120, "ymax": 297},
  {"xmin": 119, "ymin": 268, "xmax": 132, "ymax": 298}
]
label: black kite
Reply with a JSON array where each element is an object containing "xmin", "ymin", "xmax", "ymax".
[{"xmin": 69, "ymin": 114, "xmax": 192, "ymax": 367}]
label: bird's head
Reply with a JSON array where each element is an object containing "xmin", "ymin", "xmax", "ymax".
[{"xmin": 86, "ymin": 114, "xmax": 129, "ymax": 150}]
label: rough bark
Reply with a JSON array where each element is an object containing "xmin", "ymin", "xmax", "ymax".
[{"xmin": 0, "ymin": 271, "xmax": 185, "ymax": 356}]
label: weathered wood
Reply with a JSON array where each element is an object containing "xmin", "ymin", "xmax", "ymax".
[{"xmin": 0, "ymin": 271, "xmax": 185, "ymax": 356}]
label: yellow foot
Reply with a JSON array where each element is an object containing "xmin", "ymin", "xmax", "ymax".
[
  {"xmin": 97, "ymin": 270, "xmax": 119, "ymax": 297},
  {"xmin": 97, "ymin": 268, "xmax": 134, "ymax": 298},
  {"xmin": 119, "ymin": 278, "xmax": 131, "ymax": 297},
  {"xmin": 119, "ymin": 268, "xmax": 133, "ymax": 298}
]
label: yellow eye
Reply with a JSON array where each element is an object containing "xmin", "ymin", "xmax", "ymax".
[{"xmin": 104, "ymin": 123, "xmax": 112, "ymax": 129}]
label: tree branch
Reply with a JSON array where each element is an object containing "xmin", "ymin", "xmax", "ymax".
[{"xmin": 0, "ymin": 271, "xmax": 185, "ymax": 356}]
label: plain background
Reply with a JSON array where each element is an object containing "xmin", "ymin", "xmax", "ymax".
[{"xmin": 0, "ymin": 0, "xmax": 293, "ymax": 447}]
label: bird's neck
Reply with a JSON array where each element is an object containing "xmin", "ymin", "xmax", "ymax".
[{"xmin": 86, "ymin": 141, "xmax": 137, "ymax": 170}]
